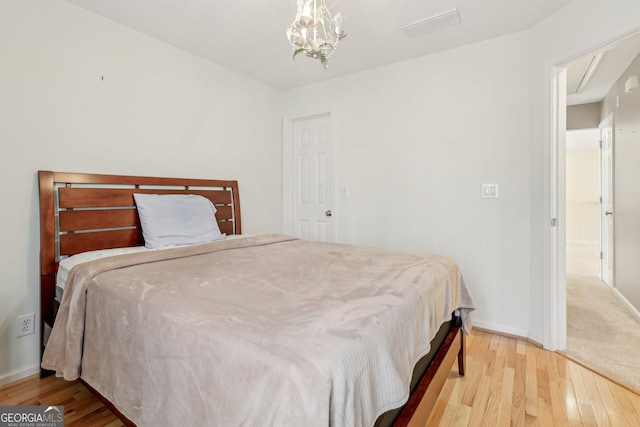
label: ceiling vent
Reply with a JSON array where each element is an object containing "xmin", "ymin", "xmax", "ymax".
[{"xmin": 401, "ymin": 8, "xmax": 462, "ymax": 39}]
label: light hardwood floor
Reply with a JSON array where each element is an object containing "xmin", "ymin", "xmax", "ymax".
[{"xmin": 1, "ymin": 329, "xmax": 639, "ymax": 426}]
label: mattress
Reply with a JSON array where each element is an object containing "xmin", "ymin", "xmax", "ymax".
[{"xmin": 44, "ymin": 234, "xmax": 475, "ymax": 427}]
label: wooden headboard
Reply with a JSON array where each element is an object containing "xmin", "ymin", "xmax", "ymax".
[{"xmin": 38, "ymin": 171, "xmax": 241, "ymax": 373}]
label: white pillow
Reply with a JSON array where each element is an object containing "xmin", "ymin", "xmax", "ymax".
[{"xmin": 133, "ymin": 193, "xmax": 225, "ymax": 249}]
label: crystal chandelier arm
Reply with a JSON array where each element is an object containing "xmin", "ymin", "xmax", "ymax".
[
  {"xmin": 313, "ymin": 0, "xmax": 318, "ymax": 45},
  {"xmin": 286, "ymin": 0, "xmax": 345, "ymax": 69},
  {"xmin": 319, "ymin": 8, "xmax": 330, "ymax": 41}
]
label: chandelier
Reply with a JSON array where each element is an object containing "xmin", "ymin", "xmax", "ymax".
[{"xmin": 286, "ymin": 0, "xmax": 346, "ymax": 69}]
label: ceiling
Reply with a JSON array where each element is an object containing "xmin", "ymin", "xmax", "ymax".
[
  {"xmin": 566, "ymin": 33, "xmax": 640, "ymax": 106},
  {"xmin": 64, "ymin": 0, "xmax": 573, "ymax": 90}
]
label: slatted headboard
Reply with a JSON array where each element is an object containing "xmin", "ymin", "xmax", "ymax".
[{"xmin": 38, "ymin": 171, "xmax": 241, "ymax": 374}]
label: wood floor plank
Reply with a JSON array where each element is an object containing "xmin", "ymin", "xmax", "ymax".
[
  {"xmin": 425, "ymin": 397, "xmax": 449, "ymax": 427},
  {"xmin": 458, "ymin": 354, "xmax": 481, "ymax": 407},
  {"xmin": 432, "ymin": 372, "xmax": 463, "ymax": 427},
  {"xmin": 450, "ymin": 404, "xmax": 472, "ymax": 427},
  {"xmin": 578, "ymin": 368, "xmax": 612, "ymax": 427},
  {"xmin": 511, "ymin": 351, "xmax": 526, "ymax": 427},
  {"xmin": 568, "ymin": 361, "xmax": 599, "ymax": 427},
  {"xmin": 497, "ymin": 366, "xmax": 515, "ymax": 427},
  {"xmin": 609, "ymin": 380, "xmax": 640, "ymax": 427},
  {"xmin": 546, "ymin": 350, "xmax": 571, "ymax": 425},
  {"xmin": 482, "ymin": 335, "xmax": 507, "ymax": 426},
  {"xmin": 503, "ymin": 337, "xmax": 517, "ymax": 370},
  {"xmin": 536, "ymin": 397, "xmax": 554, "ymax": 427},
  {"xmin": 534, "ymin": 345, "xmax": 551, "ymax": 409},
  {"xmin": 627, "ymin": 387, "xmax": 640, "ymax": 421},
  {"xmin": 556, "ymin": 354, "xmax": 583, "ymax": 427},
  {"xmin": 3, "ymin": 330, "xmax": 640, "ymax": 427},
  {"xmin": 466, "ymin": 374, "xmax": 492, "ymax": 427},
  {"xmin": 524, "ymin": 344, "xmax": 539, "ymax": 419},
  {"xmin": 594, "ymin": 374, "xmax": 627, "ymax": 427}
]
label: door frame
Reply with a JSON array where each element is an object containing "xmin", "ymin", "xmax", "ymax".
[
  {"xmin": 547, "ymin": 28, "xmax": 640, "ymax": 350},
  {"xmin": 599, "ymin": 113, "xmax": 614, "ymax": 287},
  {"xmin": 282, "ymin": 111, "xmax": 337, "ymax": 241},
  {"xmin": 546, "ymin": 64, "xmax": 568, "ymax": 351}
]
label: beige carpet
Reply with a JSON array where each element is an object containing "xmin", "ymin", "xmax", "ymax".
[{"xmin": 566, "ymin": 273, "xmax": 640, "ymax": 391}]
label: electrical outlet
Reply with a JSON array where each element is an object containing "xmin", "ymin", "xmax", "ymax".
[{"xmin": 17, "ymin": 313, "xmax": 35, "ymax": 337}]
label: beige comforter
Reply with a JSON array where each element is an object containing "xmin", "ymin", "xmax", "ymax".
[{"xmin": 42, "ymin": 234, "xmax": 475, "ymax": 427}]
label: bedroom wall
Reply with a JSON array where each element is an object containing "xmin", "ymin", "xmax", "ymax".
[
  {"xmin": 280, "ymin": 31, "xmax": 532, "ymax": 337},
  {"xmin": 0, "ymin": 0, "xmax": 282, "ymax": 384},
  {"xmin": 528, "ymin": 0, "xmax": 640, "ymax": 346},
  {"xmin": 281, "ymin": 0, "xmax": 640, "ymax": 346}
]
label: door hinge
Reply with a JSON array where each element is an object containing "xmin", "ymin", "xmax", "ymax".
[
  {"xmin": 600, "ymin": 251, "xmax": 603, "ymax": 260},
  {"xmin": 600, "ymin": 196, "xmax": 602, "ymax": 204},
  {"xmin": 551, "ymin": 218, "xmax": 557, "ymax": 227},
  {"xmin": 599, "ymin": 140, "xmax": 602, "ymax": 149}
]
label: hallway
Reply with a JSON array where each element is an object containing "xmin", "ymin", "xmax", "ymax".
[{"xmin": 565, "ymin": 242, "xmax": 640, "ymax": 391}]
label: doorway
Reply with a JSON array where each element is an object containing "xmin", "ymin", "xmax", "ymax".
[
  {"xmin": 282, "ymin": 112, "xmax": 336, "ymax": 242},
  {"xmin": 550, "ymin": 30, "xmax": 640, "ymax": 347},
  {"xmin": 558, "ymin": 34, "xmax": 640, "ymax": 390},
  {"xmin": 565, "ymin": 128, "xmax": 600, "ymax": 279}
]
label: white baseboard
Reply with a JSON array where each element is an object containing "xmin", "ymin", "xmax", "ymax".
[
  {"xmin": 612, "ymin": 288, "xmax": 640, "ymax": 323},
  {"xmin": 472, "ymin": 320, "xmax": 528, "ymax": 339},
  {"xmin": 0, "ymin": 364, "xmax": 40, "ymax": 387},
  {"xmin": 527, "ymin": 333, "xmax": 544, "ymax": 347}
]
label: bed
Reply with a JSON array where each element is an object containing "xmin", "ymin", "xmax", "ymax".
[{"xmin": 38, "ymin": 170, "xmax": 475, "ymax": 427}]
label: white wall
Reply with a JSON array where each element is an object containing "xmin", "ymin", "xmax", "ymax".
[
  {"xmin": 0, "ymin": 0, "xmax": 282, "ymax": 384},
  {"xmin": 281, "ymin": 0, "xmax": 640, "ymax": 346},
  {"xmin": 528, "ymin": 0, "xmax": 640, "ymax": 346},
  {"xmin": 567, "ymin": 103, "xmax": 601, "ymax": 130},
  {"xmin": 566, "ymin": 148, "xmax": 600, "ymax": 243},
  {"xmin": 281, "ymin": 32, "xmax": 532, "ymax": 337}
]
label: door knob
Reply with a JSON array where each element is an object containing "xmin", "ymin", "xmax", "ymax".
[
  {"xmin": 325, "ymin": 210, "xmax": 332, "ymax": 217},
  {"xmin": 605, "ymin": 211, "xmax": 613, "ymax": 215}
]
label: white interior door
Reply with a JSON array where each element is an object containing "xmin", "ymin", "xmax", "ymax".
[
  {"xmin": 600, "ymin": 114, "xmax": 614, "ymax": 287},
  {"xmin": 289, "ymin": 114, "xmax": 335, "ymax": 242}
]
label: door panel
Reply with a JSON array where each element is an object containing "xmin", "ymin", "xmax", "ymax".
[{"xmin": 291, "ymin": 114, "xmax": 335, "ymax": 242}]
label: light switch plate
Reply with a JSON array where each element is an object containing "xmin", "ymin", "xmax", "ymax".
[{"xmin": 482, "ymin": 184, "xmax": 499, "ymax": 198}]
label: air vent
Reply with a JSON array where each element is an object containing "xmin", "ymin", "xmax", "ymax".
[{"xmin": 401, "ymin": 8, "xmax": 461, "ymax": 39}]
